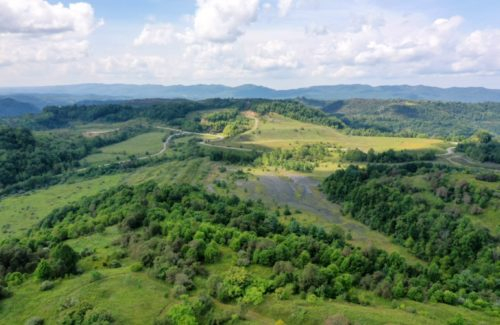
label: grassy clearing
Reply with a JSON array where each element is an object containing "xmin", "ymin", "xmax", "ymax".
[
  {"xmin": 0, "ymin": 267, "xmax": 172, "ymax": 324},
  {"xmin": 124, "ymin": 157, "xmax": 220, "ymax": 187},
  {"xmin": 222, "ymin": 113, "xmax": 446, "ymax": 152},
  {"xmin": 0, "ymin": 156, "xmax": 225, "ymax": 243},
  {"xmin": 0, "ymin": 175, "xmax": 123, "ymax": 242},
  {"xmin": 253, "ymin": 294, "xmax": 495, "ymax": 325},
  {"xmin": 81, "ymin": 131, "xmax": 167, "ymax": 165}
]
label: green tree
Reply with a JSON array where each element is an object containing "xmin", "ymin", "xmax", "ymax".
[
  {"xmin": 34, "ymin": 259, "xmax": 52, "ymax": 280},
  {"xmin": 51, "ymin": 244, "xmax": 79, "ymax": 277}
]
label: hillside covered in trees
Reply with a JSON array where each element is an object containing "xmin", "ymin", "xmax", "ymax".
[{"xmin": 310, "ymin": 99, "xmax": 500, "ymax": 139}]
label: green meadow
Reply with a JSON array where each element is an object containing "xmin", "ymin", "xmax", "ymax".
[
  {"xmin": 81, "ymin": 131, "xmax": 167, "ymax": 165},
  {"xmin": 223, "ymin": 113, "xmax": 446, "ymax": 152}
]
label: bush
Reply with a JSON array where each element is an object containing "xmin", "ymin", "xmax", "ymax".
[
  {"xmin": 274, "ymin": 284, "xmax": 293, "ymax": 300},
  {"xmin": 80, "ymin": 247, "xmax": 95, "ymax": 258},
  {"xmin": 51, "ymin": 244, "xmax": 79, "ymax": 277},
  {"xmin": 90, "ymin": 271, "xmax": 104, "ymax": 282},
  {"xmin": 84, "ymin": 309, "xmax": 115, "ymax": 324},
  {"xmin": 165, "ymin": 302, "xmax": 197, "ymax": 325},
  {"xmin": 39, "ymin": 280, "xmax": 55, "ymax": 291},
  {"xmin": 25, "ymin": 317, "xmax": 44, "ymax": 325},
  {"xmin": 475, "ymin": 173, "xmax": 498, "ymax": 182},
  {"xmin": 0, "ymin": 285, "xmax": 12, "ymax": 300},
  {"xmin": 34, "ymin": 259, "xmax": 53, "ymax": 280},
  {"xmin": 108, "ymin": 260, "xmax": 122, "ymax": 268},
  {"xmin": 240, "ymin": 286, "xmax": 264, "ymax": 305},
  {"xmin": 130, "ymin": 263, "xmax": 143, "ymax": 272},
  {"xmin": 6, "ymin": 271, "xmax": 24, "ymax": 286},
  {"xmin": 324, "ymin": 314, "xmax": 352, "ymax": 325}
]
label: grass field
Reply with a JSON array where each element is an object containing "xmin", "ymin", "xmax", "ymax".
[
  {"xmin": 0, "ymin": 175, "xmax": 124, "ymax": 242},
  {"xmin": 0, "ymin": 265, "xmax": 172, "ymax": 324},
  {"xmin": 81, "ymin": 131, "xmax": 167, "ymax": 165},
  {"xmin": 222, "ymin": 113, "xmax": 446, "ymax": 152}
]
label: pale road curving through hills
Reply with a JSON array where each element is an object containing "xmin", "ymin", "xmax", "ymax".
[{"xmin": 437, "ymin": 144, "xmax": 500, "ymax": 170}]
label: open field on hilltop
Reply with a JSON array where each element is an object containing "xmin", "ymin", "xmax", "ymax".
[
  {"xmin": 0, "ymin": 175, "xmax": 123, "ymax": 242},
  {"xmin": 81, "ymin": 131, "xmax": 167, "ymax": 165},
  {"xmin": 221, "ymin": 113, "xmax": 447, "ymax": 152}
]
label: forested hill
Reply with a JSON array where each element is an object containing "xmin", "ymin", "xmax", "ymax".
[
  {"xmin": 0, "ymin": 98, "xmax": 39, "ymax": 117},
  {"xmin": 2, "ymin": 83, "xmax": 500, "ymax": 103},
  {"xmin": 19, "ymin": 98, "xmax": 345, "ymax": 131},
  {"xmin": 309, "ymin": 98, "xmax": 500, "ymax": 139}
]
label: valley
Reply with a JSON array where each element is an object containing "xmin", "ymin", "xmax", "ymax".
[{"xmin": 0, "ymin": 99, "xmax": 498, "ymax": 324}]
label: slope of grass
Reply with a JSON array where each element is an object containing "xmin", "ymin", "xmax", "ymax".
[
  {"xmin": 2, "ymin": 233, "xmax": 495, "ymax": 325},
  {"xmin": 223, "ymin": 113, "xmax": 446, "ymax": 152},
  {"xmin": 0, "ymin": 175, "xmax": 123, "ymax": 242},
  {"xmin": 0, "ymin": 267, "xmax": 172, "ymax": 324},
  {"xmin": 81, "ymin": 131, "xmax": 166, "ymax": 165}
]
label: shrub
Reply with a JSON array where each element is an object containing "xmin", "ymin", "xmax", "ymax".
[
  {"xmin": 34, "ymin": 259, "xmax": 53, "ymax": 280},
  {"xmin": 84, "ymin": 309, "xmax": 115, "ymax": 323},
  {"xmin": 51, "ymin": 244, "xmax": 79, "ymax": 277},
  {"xmin": 130, "ymin": 263, "xmax": 143, "ymax": 272},
  {"xmin": 90, "ymin": 271, "xmax": 104, "ymax": 282},
  {"xmin": 6, "ymin": 271, "xmax": 24, "ymax": 286},
  {"xmin": 24, "ymin": 317, "xmax": 44, "ymax": 325},
  {"xmin": 443, "ymin": 290, "xmax": 458, "ymax": 305},
  {"xmin": 165, "ymin": 302, "xmax": 197, "ymax": 325},
  {"xmin": 108, "ymin": 260, "xmax": 122, "ymax": 268},
  {"xmin": 0, "ymin": 286, "xmax": 12, "ymax": 300},
  {"xmin": 80, "ymin": 247, "xmax": 95, "ymax": 258},
  {"xmin": 274, "ymin": 284, "xmax": 293, "ymax": 300},
  {"xmin": 240, "ymin": 286, "xmax": 264, "ymax": 305},
  {"xmin": 324, "ymin": 314, "xmax": 352, "ymax": 325},
  {"xmin": 39, "ymin": 280, "xmax": 55, "ymax": 291}
]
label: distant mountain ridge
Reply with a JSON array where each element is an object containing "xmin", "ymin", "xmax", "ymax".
[
  {"xmin": 1, "ymin": 84, "xmax": 500, "ymax": 111},
  {"xmin": 0, "ymin": 98, "xmax": 39, "ymax": 117}
]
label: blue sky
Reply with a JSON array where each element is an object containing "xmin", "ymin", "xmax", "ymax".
[{"xmin": 1, "ymin": 0, "xmax": 500, "ymax": 88}]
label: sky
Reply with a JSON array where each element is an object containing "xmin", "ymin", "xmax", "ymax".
[{"xmin": 1, "ymin": 0, "xmax": 500, "ymax": 88}]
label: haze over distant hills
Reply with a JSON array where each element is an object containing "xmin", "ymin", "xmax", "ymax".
[{"xmin": 2, "ymin": 83, "xmax": 500, "ymax": 116}]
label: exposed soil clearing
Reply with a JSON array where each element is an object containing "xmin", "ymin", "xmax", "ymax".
[{"xmin": 237, "ymin": 173, "xmax": 424, "ymax": 263}]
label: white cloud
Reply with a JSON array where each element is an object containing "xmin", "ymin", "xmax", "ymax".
[
  {"xmin": 453, "ymin": 29, "xmax": 500, "ymax": 73},
  {"xmin": 190, "ymin": 0, "xmax": 260, "ymax": 43},
  {"xmin": 134, "ymin": 23, "xmax": 176, "ymax": 46},
  {"xmin": 247, "ymin": 40, "xmax": 298, "ymax": 70},
  {"xmin": 0, "ymin": 0, "xmax": 99, "ymax": 35},
  {"xmin": 0, "ymin": 0, "xmax": 100, "ymax": 66},
  {"xmin": 95, "ymin": 54, "xmax": 169, "ymax": 78},
  {"xmin": 314, "ymin": 15, "xmax": 465, "ymax": 69},
  {"xmin": 277, "ymin": 0, "xmax": 293, "ymax": 17},
  {"xmin": 4, "ymin": 1, "xmax": 500, "ymax": 88}
]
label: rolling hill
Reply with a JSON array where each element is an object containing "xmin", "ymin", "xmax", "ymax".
[
  {"xmin": 0, "ymin": 98, "xmax": 39, "ymax": 117},
  {"xmin": 2, "ymin": 83, "xmax": 500, "ymax": 104}
]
